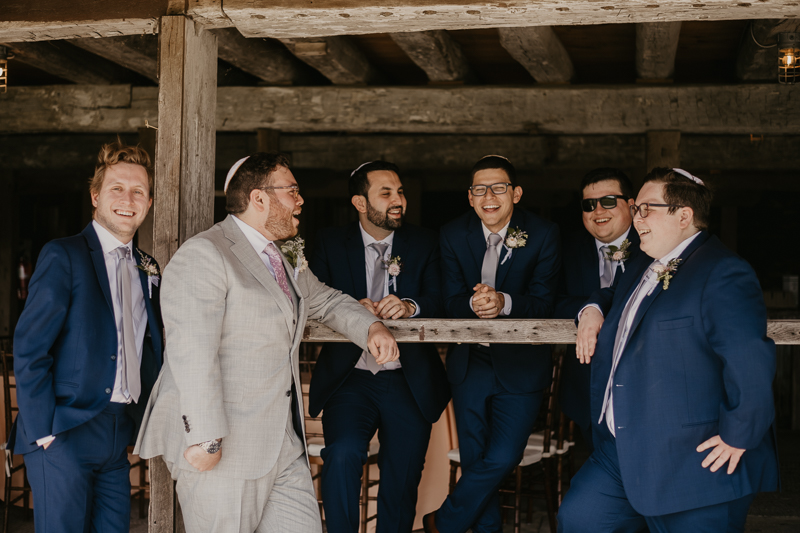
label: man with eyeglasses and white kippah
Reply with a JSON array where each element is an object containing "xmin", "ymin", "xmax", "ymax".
[
  {"xmin": 555, "ymin": 168, "xmax": 642, "ymax": 453},
  {"xmin": 558, "ymin": 167, "xmax": 779, "ymax": 532},
  {"xmin": 424, "ymin": 156, "xmax": 561, "ymax": 533}
]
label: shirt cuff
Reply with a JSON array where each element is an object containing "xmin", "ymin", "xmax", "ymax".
[
  {"xmin": 36, "ymin": 435, "xmax": 55, "ymax": 447},
  {"xmin": 578, "ymin": 304, "xmax": 604, "ymax": 322},
  {"xmin": 499, "ymin": 293, "xmax": 512, "ymax": 316},
  {"xmin": 401, "ymin": 298, "xmax": 420, "ymax": 318}
]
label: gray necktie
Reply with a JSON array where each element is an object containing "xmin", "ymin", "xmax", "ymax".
[
  {"xmin": 600, "ymin": 245, "xmax": 614, "ymax": 289},
  {"xmin": 365, "ymin": 242, "xmax": 389, "ymax": 374},
  {"xmin": 481, "ymin": 233, "xmax": 503, "ymax": 287},
  {"xmin": 114, "ymin": 246, "xmax": 140, "ymax": 403}
]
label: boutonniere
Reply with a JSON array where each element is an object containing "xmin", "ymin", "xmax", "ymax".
[
  {"xmin": 280, "ymin": 237, "xmax": 308, "ymax": 280},
  {"xmin": 605, "ymin": 239, "xmax": 631, "ymax": 272},
  {"xmin": 382, "ymin": 255, "xmax": 402, "ymax": 291},
  {"xmin": 136, "ymin": 249, "xmax": 160, "ymax": 298},
  {"xmin": 501, "ymin": 227, "xmax": 527, "ymax": 265},
  {"xmin": 651, "ymin": 258, "xmax": 681, "ymax": 290}
]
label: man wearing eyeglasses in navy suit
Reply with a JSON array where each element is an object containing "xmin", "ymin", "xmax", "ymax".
[
  {"xmin": 424, "ymin": 156, "xmax": 561, "ymax": 533},
  {"xmin": 555, "ymin": 168, "xmax": 641, "ymax": 452}
]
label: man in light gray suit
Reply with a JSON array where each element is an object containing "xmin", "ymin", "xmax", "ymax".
[{"xmin": 136, "ymin": 152, "xmax": 399, "ymax": 532}]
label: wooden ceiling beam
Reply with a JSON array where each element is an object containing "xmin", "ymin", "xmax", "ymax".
[
  {"xmin": 736, "ymin": 19, "xmax": 800, "ymax": 81},
  {"xmin": 212, "ymin": 29, "xmax": 315, "ymax": 85},
  {"xmin": 635, "ymin": 22, "xmax": 682, "ymax": 81},
  {"xmin": 279, "ymin": 36, "xmax": 383, "ymax": 85},
  {"xmin": 223, "ymin": 0, "xmax": 800, "ymax": 40},
  {"xmin": 1, "ymin": 41, "xmax": 142, "ymax": 84},
  {"xmin": 390, "ymin": 30, "xmax": 476, "ymax": 83},
  {"xmin": 68, "ymin": 35, "xmax": 159, "ymax": 83},
  {"xmin": 498, "ymin": 26, "xmax": 573, "ymax": 84},
  {"xmin": 1, "ymin": 84, "xmax": 797, "ymax": 135}
]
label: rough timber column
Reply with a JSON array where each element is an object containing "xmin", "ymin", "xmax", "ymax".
[{"xmin": 150, "ymin": 15, "xmax": 217, "ymax": 533}]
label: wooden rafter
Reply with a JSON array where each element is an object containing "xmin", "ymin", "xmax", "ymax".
[
  {"xmin": 213, "ymin": 28, "xmax": 314, "ymax": 85},
  {"xmin": 635, "ymin": 22, "xmax": 682, "ymax": 81},
  {"xmin": 69, "ymin": 35, "xmax": 158, "ymax": 83},
  {"xmin": 279, "ymin": 36, "xmax": 383, "ymax": 85},
  {"xmin": 390, "ymin": 30, "xmax": 476, "ymax": 83},
  {"xmin": 498, "ymin": 26, "xmax": 573, "ymax": 84}
]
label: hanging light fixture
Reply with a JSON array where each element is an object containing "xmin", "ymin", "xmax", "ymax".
[
  {"xmin": 778, "ymin": 33, "xmax": 799, "ymax": 85},
  {"xmin": 0, "ymin": 45, "xmax": 8, "ymax": 93}
]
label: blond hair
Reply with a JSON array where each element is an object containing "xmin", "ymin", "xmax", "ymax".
[{"xmin": 89, "ymin": 141, "xmax": 154, "ymax": 200}]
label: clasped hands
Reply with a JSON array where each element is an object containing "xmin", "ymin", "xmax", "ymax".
[{"xmin": 472, "ymin": 283, "xmax": 505, "ymax": 319}]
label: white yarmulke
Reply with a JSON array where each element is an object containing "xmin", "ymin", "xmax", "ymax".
[
  {"xmin": 672, "ymin": 168, "xmax": 705, "ymax": 186},
  {"xmin": 223, "ymin": 156, "xmax": 250, "ymax": 193},
  {"xmin": 350, "ymin": 161, "xmax": 375, "ymax": 177}
]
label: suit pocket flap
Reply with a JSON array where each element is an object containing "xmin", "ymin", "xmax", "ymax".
[{"xmin": 658, "ymin": 317, "xmax": 694, "ymax": 330}]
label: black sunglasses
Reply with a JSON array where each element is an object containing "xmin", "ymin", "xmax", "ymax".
[{"xmin": 581, "ymin": 195, "xmax": 629, "ymax": 213}]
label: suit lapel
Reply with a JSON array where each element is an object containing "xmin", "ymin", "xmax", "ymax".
[
  {"xmin": 583, "ymin": 234, "xmax": 601, "ymax": 295},
  {"xmin": 467, "ymin": 214, "xmax": 487, "ymax": 279},
  {"xmin": 83, "ymin": 223, "xmax": 114, "ymax": 313},
  {"xmin": 223, "ymin": 217, "xmax": 295, "ymax": 332},
  {"xmin": 346, "ymin": 224, "xmax": 368, "ymax": 299},
  {"xmin": 496, "ymin": 210, "xmax": 523, "ymax": 289}
]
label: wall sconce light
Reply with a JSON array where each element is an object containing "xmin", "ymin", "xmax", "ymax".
[
  {"xmin": 779, "ymin": 33, "xmax": 799, "ymax": 85},
  {"xmin": 0, "ymin": 45, "xmax": 8, "ymax": 93}
]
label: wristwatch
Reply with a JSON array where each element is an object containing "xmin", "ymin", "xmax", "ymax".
[
  {"xmin": 197, "ymin": 438, "xmax": 222, "ymax": 454},
  {"xmin": 402, "ymin": 299, "xmax": 417, "ymax": 316}
]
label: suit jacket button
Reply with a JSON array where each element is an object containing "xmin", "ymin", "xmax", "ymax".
[
  {"xmin": 286, "ymin": 390, "xmax": 291, "ymax": 397},
  {"xmin": 110, "ymin": 355, "xmax": 116, "ymax": 361},
  {"xmin": 105, "ymin": 388, "xmax": 112, "ymax": 394}
]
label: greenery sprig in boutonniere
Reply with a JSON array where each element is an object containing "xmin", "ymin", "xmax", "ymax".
[
  {"xmin": 136, "ymin": 249, "xmax": 160, "ymax": 298},
  {"xmin": 280, "ymin": 237, "xmax": 308, "ymax": 280},
  {"xmin": 382, "ymin": 256, "xmax": 402, "ymax": 291},
  {"xmin": 605, "ymin": 239, "xmax": 631, "ymax": 272},
  {"xmin": 652, "ymin": 258, "xmax": 681, "ymax": 290},
  {"xmin": 502, "ymin": 227, "xmax": 527, "ymax": 265}
]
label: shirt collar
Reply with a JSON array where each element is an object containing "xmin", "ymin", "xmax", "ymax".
[
  {"xmin": 92, "ymin": 220, "xmax": 132, "ymax": 256},
  {"xmin": 481, "ymin": 220, "xmax": 511, "ymax": 244},
  {"xmin": 656, "ymin": 230, "xmax": 701, "ymax": 266},
  {"xmin": 595, "ymin": 226, "xmax": 631, "ymax": 256},
  {"xmin": 232, "ymin": 215, "xmax": 275, "ymax": 255},
  {"xmin": 359, "ymin": 222, "xmax": 394, "ymax": 249}
]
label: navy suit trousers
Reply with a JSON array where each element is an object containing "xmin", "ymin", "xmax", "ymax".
[
  {"xmin": 557, "ymin": 422, "xmax": 755, "ymax": 533},
  {"xmin": 437, "ymin": 347, "xmax": 544, "ymax": 533},
  {"xmin": 24, "ymin": 402, "xmax": 135, "ymax": 533},
  {"xmin": 321, "ymin": 369, "xmax": 431, "ymax": 533}
]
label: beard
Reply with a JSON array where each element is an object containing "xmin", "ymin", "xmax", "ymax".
[
  {"xmin": 366, "ymin": 200, "xmax": 404, "ymax": 231},
  {"xmin": 264, "ymin": 197, "xmax": 298, "ymax": 241}
]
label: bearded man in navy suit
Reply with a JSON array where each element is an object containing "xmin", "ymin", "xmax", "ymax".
[
  {"xmin": 555, "ymin": 168, "xmax": 640, "ymax": 451},
  {"xmin": 558, "ymin": 168, "xmax": 779, "ymax": 532},
  {"xmin": 424, "ymin": 156, "xmax": 561, "ymax": 533},
  {"xmin": 10, "ymin": 142, "xmax": 163, "ymax": 533},
  {"xmin": 310, "ymin": 161, "xmax": 450, "ymax": 533}
]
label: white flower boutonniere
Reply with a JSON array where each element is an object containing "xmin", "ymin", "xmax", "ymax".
[
  {"xmin": 501, "ymin": 227, "xmax": 528, "ymax": 265},
  {"xmin": 605, "ymin": 239, "xmax": 631, "ymax": 272},
  {"xmin": 383, "ymin": 256, "xmax": 402, "ymax": 291},
  {"xmin": 136, "ymin": 249, "xmax": 160, "ymax": 298},
  {"xmin": 652, "ymin": 258, "xmax": 681, "ymax": 290},
  {"xmin": 280, "ymin": 237, "xmax": 308, "ymax": 280}
]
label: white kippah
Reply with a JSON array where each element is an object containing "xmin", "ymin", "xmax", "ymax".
[
  {"xmin": 479, "ymin": 154, "xmax": 511, "ymax": 163},
  {"xmin": 223, "ymin": 156, "xmax": 250, "ymax": 193},
  {"xmin": 350, "ymin": 161, "xmax": 375, "ymax": 177},
  {"xmin": 672, "ymin": 168, "xmax": 705, "ymax": 186}
]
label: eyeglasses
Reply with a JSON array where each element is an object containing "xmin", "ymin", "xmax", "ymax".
[
  {"xmin": 581, "ymin": 195, "xmax": 629, "ymax": 213},
  {"xmin": 469, "ymin": 182, "xmax": 512, "ymax": 196},
  {"xmin": 630, "ymin": 203, "xmax": 684, "ymax": 218},
  {"xmin": 262, "ymin": 185, "xmax": 300, "ymax": 199}
]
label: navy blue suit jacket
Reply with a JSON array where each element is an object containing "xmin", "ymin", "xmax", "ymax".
[
  {"xmin": 308, "ymin": 223, "xmax": 450, "ymax": 424},
  {"xmin": 10, "ymin": 223, "xmax": 164, "ymax": 455},
  {"xmin": 588, "ymin": 232, "xmax": 779, "ymax": 515},
  {"xmin": 555, "ymin": 228, "xmax": 641, "ymax": 431},
  {"xmin": 440, "ymin": 209, "xmax": 561, "ymax": 393}
]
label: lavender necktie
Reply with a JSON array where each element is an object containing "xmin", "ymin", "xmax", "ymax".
[
  {"xmin": 481, "ymin": 233, "xmax": 503, "ymax": 287},
  {"xmin": 364, "ymin": 242, "xmax": 389, "ymax": 374},
  {"xmin": 264, "ymin": 243, "xmax": 293, "ymax": 304},
  {"xmin": 114, "ymin": 246, "xmax": 140, "ymax": 403},
  {"xmin": 600, "ymin": 246, "xmax": 614, "ymax": 289}
]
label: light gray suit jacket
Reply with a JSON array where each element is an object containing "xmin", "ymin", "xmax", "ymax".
[{"xmin": 135, "ymin": 215, "xmax": 378, "ymax": 479}]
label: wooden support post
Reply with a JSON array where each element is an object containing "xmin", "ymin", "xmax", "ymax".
[
  {"xmin": 150, "ymin": 14, "xmax": 218, "ymax": 533},
  {"xmin": 646, "ymin": 131, "xmax": 680, "ymax": 172},
  {"xmin": 137, "ymin": 127, "xmax": 157, "ymax": 256}
]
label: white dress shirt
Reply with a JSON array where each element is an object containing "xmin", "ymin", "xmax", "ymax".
[
  {"xmin": 469, "ymin": 221, "xmax": 513, "ymax": 316},
  {"xmin": 595, "ymin": 227, "xmax": 631, "ymax": 284},
  {"xmin": 232, "ymin": 215, "xmax": 279, "ymax": 277}
]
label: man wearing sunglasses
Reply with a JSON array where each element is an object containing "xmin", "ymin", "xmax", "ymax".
[
  {"xmin": 555, "ymin": 168, "xmax": 640, "ymax": 452},
  {"xmin": 424, "ymin": 156, "xmax": 560, "ymax": 533},
  {"xmin": 558, "ymin": 168, "xmax": 778, "ymax": 532}
]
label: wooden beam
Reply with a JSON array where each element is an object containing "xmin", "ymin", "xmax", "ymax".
[
  {"xmin": 213, "ymin": 28, "xmax": 313, "ymax": 85},
  {"xmin": 498, "ymin": 26, "xmax": 573, "ymax": 83},
  {"xmin": 736, "ymin": 19, "xmax": 800, "ymax": 81},
  {"xmin": 1, "ymin": 40, "xmax": 141, "ymax": 84},
  {"xmin": 2, "ymin": 84, "xmax": 799, "ymax": 135},
  {"xmin": 69, "ymin": 35, "xmax": 158, "ymax": 83},
  {"xmin": 187, "ymin": 0, "xmax": 234, "ymax": 29},
  {"xmin": 136, "ymin": 127, "xmax": 157, "ymax": 257},
  {"xmin": 635, "ymin": 22, "xmax": 682, "ymax": 81},
  {"xmin": 223, "ymin": 0, "xmax": 800, "ymax": 40},
  {"xmin": 279, "ymin": 37, "xmax": 383, "ymax": 85},
  {"xmin": 646, "ymin": 131, "xmax": 681, "ymax": 171},
  {"xmin": 0, "ymin": 19, "xmax": 158, "ymax": 43},
  {"xmin": 302, "ymin": 319, "xmax": 800, "ymax": 346},
  {"xmin": 390, "ymin": 30, "xmax": 475, "ymax": 83}
]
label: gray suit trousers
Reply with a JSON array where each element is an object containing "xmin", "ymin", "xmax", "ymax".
[{"xmin": 175, "ymin": 410, "xmax": 322, "ymax": 533}]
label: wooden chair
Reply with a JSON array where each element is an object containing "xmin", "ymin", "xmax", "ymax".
[
  {"xmin": 128, "ymin": 448, "xmax": 148, "ymax": 519},
  {"xmin": 300, "ymin": 344, "xmax": 378, "ymax": 533},
  {"xmin": 1, "ymin": 350, "xmax": 32, "ymax": 532}
]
